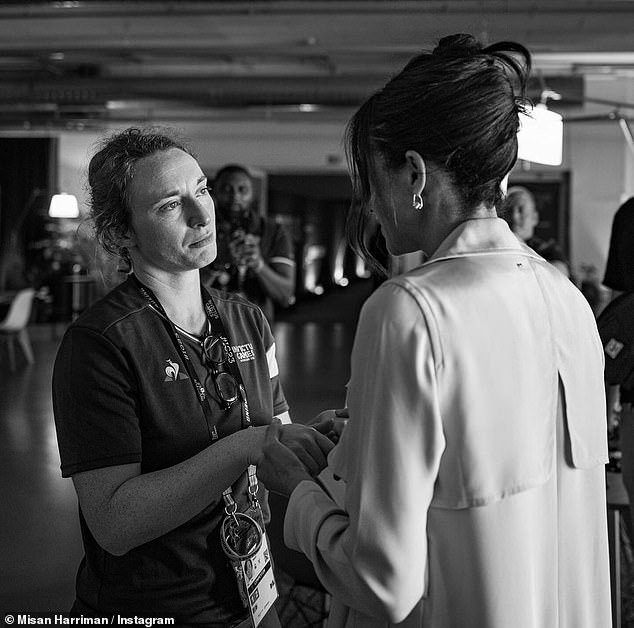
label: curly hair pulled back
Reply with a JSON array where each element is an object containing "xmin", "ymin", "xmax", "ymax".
[
  {"xmin": 87, "ymin": 127, "xmax": 193, "ymax": 263},
  {"xmin": 346, "ymin": 33, "xmax": 532, "ymax": 275}
]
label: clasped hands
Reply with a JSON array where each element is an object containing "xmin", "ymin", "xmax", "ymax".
[{"xmin": 256, "ymin": 409, "xmax": 348, "ymax": 497}]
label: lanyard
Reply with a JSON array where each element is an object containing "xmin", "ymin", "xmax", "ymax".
[
  {"xmin": 222, "ymin": 464, "xmax": 260, "ymax": 516},
  {"xmin": 132, "ymin": 275, "xmax": 250, "ymax": 442}
]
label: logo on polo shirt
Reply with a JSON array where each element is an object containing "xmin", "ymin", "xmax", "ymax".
[
  {"xmin": 606, "ymin": 338, "xmax": 624, "ymax": 359},
  {"xmin": 232, "ymin": 343, "xmax": 256, "ymax": 362},
  {"xmin": 164, "ymin": 358, "xmax": 189, "ymax": 382}
]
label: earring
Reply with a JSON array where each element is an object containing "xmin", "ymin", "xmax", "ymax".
[{"xmin": 412, "ymin": 193, "xmax": 424, "ymax": 210}]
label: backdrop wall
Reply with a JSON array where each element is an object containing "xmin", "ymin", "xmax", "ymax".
[{"xmin": 46, "ymin": 72, "xmax": 634, "ymax": 285}]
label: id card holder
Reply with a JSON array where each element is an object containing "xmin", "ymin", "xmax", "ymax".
[
  {"xmin": 221, "ymin": 466, "xmax": 278, "ymax": 627},
  {"xmin": 241, "ymin": 532, "xmax": 278, "ymax": 627}
]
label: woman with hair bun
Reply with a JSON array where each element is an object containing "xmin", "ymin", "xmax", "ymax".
[{"xmin": 257, "ymin": 34, "xmax": 611, "ymax": 627}]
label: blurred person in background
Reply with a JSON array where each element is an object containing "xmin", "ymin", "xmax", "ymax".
[
  {"xmin": 501, "ymin": 185, "xmax": 570, "ymax": 277},
  {"xmin": 201, "ymin": 165, "xmax": 295, "ymax": 323},
  {"xmin": 603, "ymin": 196, "xmax": 634, "ymax": 528},
  {"xmin": 604, "ymin": 196, "xmax": 634, "ymax": 296}
]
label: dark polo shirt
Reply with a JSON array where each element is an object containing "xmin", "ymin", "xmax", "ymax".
[{"xmin": 53, "ymin": 276, "xmax": 288, "ymax": 625}]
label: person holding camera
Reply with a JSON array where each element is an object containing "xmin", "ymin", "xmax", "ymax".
[
  {"xmin": 257, "ymin": 34, "xmax": 610, "ymax": 628},
  {"xmin": 52, "ymin": 128, "xmax": 333, "ymax": 626},
  {"xmin": 201, "ymin": 165, "xmax": 295, "ymax": 323}
]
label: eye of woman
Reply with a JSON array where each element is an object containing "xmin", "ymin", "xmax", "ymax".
[{"xmin": 159, "ymin": 199, "xmax": 182, "ymax": 212}]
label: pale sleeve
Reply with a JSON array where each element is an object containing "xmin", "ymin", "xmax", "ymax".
[{"xmin": 284, "ymin": 281, "xmax": 446, "ymax": 623}]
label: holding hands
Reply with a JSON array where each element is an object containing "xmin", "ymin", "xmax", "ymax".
[
  {"xmin": 256, "ymin": 420, "xmax": 336, "ymax": 497},
  {"xmin": 309, "ymin": 407, "xmax": 349, "ymax": 445}
]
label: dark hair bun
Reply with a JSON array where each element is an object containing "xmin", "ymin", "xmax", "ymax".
[{"xmin": 433, "ymin": 33, "xmax": 483, "ymax": 57}]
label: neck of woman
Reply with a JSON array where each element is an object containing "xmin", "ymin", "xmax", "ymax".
[
  {"xmin": 133, "ymin": 267, "xmax": 208, "ymax": 335},
  {"xmin": 423, "ymin": 200, "xmax": 498, "ymax": 259}
]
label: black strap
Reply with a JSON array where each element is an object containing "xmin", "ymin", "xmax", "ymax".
[
  {"xmin": 132, "ymin": 275, "xmax": 250, "ymax": 441},
  {"xmin": 200, "ymin": 285, "xmax": 251, "ymax": 426}
]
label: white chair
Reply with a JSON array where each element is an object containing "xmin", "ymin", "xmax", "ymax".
[{"xmin": 0, "ymin": 288, "xmax": 36, "ymax": 371}]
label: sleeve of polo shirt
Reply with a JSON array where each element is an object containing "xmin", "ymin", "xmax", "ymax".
[
  {"xmin": 260, "ymin": 315, "xmax": 289, "ymax": 418},
  {"xmin": 267, "ymin": 221, "xmax": 295, "ymax": 268},
  {"xmin": 52, "ymin": 326, "xmax": 142, "ymax": 477},
  {"xmin": 283, "ymin": 280, "xmax": 445, "ymax": 623}
]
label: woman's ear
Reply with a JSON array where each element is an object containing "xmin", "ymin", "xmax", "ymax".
[
  {"xmin": 119, "ymin": 228, "xmax": 137, "ymax": 251},
  {"xmin": 405, "ymin": 150, "xmax": 426, "ymax": 195}
]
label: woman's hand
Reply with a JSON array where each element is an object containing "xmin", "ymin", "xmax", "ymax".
[
  {"xmin": 310, "ymin": 408, "xmax": 349, "ymax": 444},
  {"xmin": 252, "ymin": 420, "xmax": 335, "ymax": 496},
  {"xmin": 257, "ymin": 422, "xmax": 316, "ymax": 497},
  {"xmin": 277, "ymin": 422, "xmax": 335, "ymax": 475},
  {"xmin": 248, "ymin": 421, "xmax": 334, "ymax": 475}
]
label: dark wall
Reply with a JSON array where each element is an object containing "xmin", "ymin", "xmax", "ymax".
[
  {"xmin": 0, "ymin": 138, "xmax": 54, "ymax": 290},
  {"xmin": 268, "ymin": 174, "xmax": 354, "ymax": 297}
]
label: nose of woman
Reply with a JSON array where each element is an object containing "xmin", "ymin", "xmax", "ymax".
[{"xmin": 187, "ymin": 195, "xmax": 214, "ymax": 229}]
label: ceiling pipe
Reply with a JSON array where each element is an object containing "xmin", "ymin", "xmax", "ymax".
[{"xmin": 617, "ymin": 116, "xmax": 634, "ymax": 156}]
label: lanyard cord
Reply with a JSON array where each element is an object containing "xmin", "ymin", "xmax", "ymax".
[
  {"xmin": 132, "ymin": 275, "xmax": 257, "ymax": 510},
  {"xmin": 132, "ymin": 274, "xmax": 251, "ymax": 440},
  {"xmin": 222, "ymin": 465, "xmax": 259, "ymax": 515}
]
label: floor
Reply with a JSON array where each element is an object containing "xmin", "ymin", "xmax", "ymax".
[{"xmin": 0, "ymin": 280, "xmax": 372, "ymax": 615}]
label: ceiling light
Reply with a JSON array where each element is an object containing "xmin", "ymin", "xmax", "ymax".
[{"xmin": 517, "ymin": 104, "xmax": 563, "ymax": 166}]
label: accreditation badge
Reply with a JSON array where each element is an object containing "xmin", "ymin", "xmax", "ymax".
[
  {"xmin": 221, "ymin": 510, "xmax": 278, "ymax": 627},
  {"xmin": 241, "ymin": 532, "xmax": 278, "ymax": 627},
  {"xmin": 221, "ymin": 466, "xmax": 278, "ymax": 626}
]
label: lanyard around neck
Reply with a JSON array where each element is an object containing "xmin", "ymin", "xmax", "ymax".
[{"xmin": 132, "ymin": 275, "xmax": 251, "ymax": 441}]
